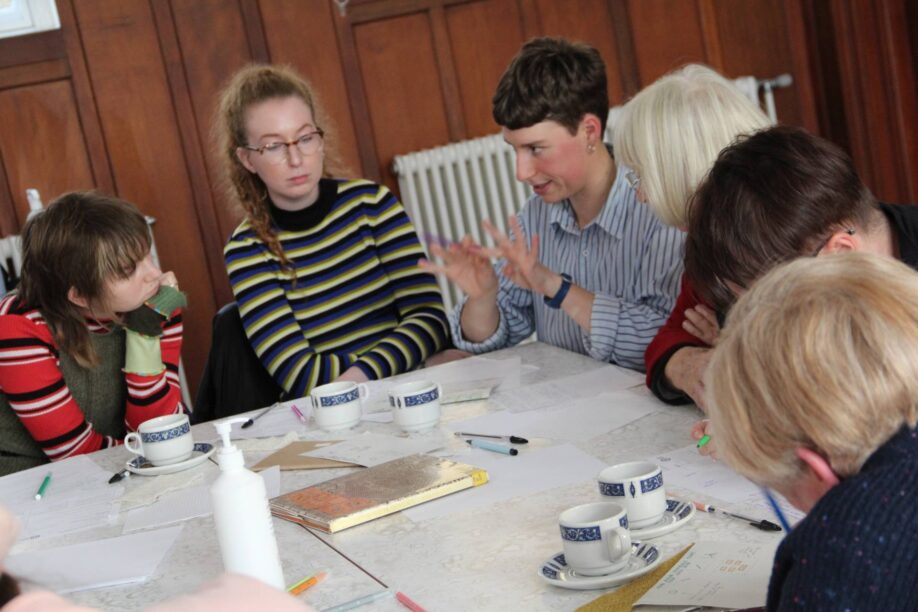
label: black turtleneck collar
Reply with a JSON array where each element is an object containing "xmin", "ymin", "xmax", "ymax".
[{"xmin": 268, "ymin": 178, "xmax": 339, "ymax": 232}]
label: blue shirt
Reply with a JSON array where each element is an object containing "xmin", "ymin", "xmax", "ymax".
[{"xmin": 449, "ymin": 165, "xmax": 684, "ymax": 371}]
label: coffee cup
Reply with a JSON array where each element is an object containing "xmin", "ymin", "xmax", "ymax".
[
  {"xmin": 559, "ymin": 502, "xmax": 632, "ymax": 576},
  {"xmin": 388, "ymin": 381, "xmax": 441, "ymax": 432},
  {"xmin": 310, "ymin": 381, "xmax": 368, "ymax": 431},
  {"xmin": 598, "ymin": 461, "xmax": 667, "ymax": 529},
  {"xmin": 124, "ymin": 414, "xmax": 193, "ymax": 466}
]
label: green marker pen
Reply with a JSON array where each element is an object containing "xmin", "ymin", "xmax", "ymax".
[
  {"xmin": 34, "ymin": 472, "xmax": 52, "ymax": 500},
  {"xmin": 696, "ymin": 434, "xmax": 711, "ymax": 449}
]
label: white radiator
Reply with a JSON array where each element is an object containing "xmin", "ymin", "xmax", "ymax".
[{"xmin": 395, "ymin": 75, "xmax": 790, "ymax": 312}]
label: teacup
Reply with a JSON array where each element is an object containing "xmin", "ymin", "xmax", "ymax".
[
  {"xmin": 124, "ymin": 414, "xmax": 193, "ymax": 466},
  {"xmin": 388, "ymin": 381, "xmax": 442, "ymax": 432},
  {"xmin": 559, "ymin": 502, "xmax": 632, "ymax": 576},
  {"xmin": 598, "ymin": 461, "xmax": 667, "ymax": 529},
  {"xmin": 310, "ymin": 381, "xmax": 368, "ymax": 431}
]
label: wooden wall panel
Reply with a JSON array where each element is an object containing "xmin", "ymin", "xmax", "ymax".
[
  {"xmin": 532, "ymin": 0, "xmax": 626, "ymax": 104},
  {"xmin": 72, "ymin": 0, "xmax": 216, "ymax": 391},
  {"xmin": 627, "ymin": 0, "xmax": 708, "ymax": 84},
  {"xmin": 258, "ymin": 0, "xmax": 364, "ymax": 178},
  {"xmin": 0, "ymin": 81, "xmax": 95, "ymax": 229},
  {"xmin": 712, "ymin": 0, "xmax": 803, "ymax": 126},
  {"xmin": 354, "ymin": 12, "xmax": 452, "ymax": 187},
  {"xmin": 445, "ymin": 0, "xmax": 526, "ymax": 137},
  {"xmin": 171, "ymin": 0, "xmax": 256, "ymax": 243}
]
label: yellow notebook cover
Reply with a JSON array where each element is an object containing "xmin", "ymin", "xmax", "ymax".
[{"xmin": 270, "ymin": 454, "xmax": 489, "ymax": 533}]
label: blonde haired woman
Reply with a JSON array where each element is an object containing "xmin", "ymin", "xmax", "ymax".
[
  {"xmin": 612, "ymin": 64, "xmax": 771, "ymax": 407},
  {"xmin": 705, "ymin": 252, "xmax": 918, "ymax": 611}
]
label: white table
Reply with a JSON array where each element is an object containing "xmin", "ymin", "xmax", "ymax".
[{"xmin": 5, "ymin": 342, "xmax": 784, "ymax": 611}]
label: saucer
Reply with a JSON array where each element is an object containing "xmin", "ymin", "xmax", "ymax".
[
  {"xmin": 539, "ymin": 542, "xmax": 661, "ymax": 590},
  {"xmin": 628, "ymin": 498, "xmax": 695, "ymax": 540},
  {"xmin": 126, "ymin": 443, "xmax": 215, "ymax": 476}
]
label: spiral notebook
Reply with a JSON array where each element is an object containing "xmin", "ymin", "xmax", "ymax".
[{"xmin": 270, "ymin": 454, "xmax": 488, "ymax": 533}]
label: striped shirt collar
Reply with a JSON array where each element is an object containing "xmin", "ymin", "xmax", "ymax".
[{"xmin": 547, "ymin": 163, "xmax": 631, "ymax": 239}]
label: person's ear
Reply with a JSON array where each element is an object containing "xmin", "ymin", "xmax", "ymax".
[
  {"xmin": 580, "ymin": 113, "xmax": 603, "ymax": 148},
  {"xmin": 821, "ymin": 228, "xmax": 859, "ymax": 253},
  {"xmin": 796, "ymin": 447, "xmax": 840, "ymax": 488},
  {"xmin": 67, "ymin": 287, "xmax": 89, "ymax": 309},
  {"xmin": 236, "ymin": 147, "xmax": 257, "ymax": 174}
]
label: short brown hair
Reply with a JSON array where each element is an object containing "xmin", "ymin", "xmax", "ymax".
[
  {"xmin": 685, "ymin": 126, "xmax": 877, "ymax": 312},
  {"xmin": 19, "ymin": 192, "xmax": 151, "ymax": 366},
  {"xmin": 492, "ymin": 37, "xmax": 609, "ymax": 134},
  {"xmin": 706, "ymin": 253, "xmax": 918, "ymax": 488}
]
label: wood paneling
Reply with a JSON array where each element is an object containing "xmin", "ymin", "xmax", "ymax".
[
  {"xmin": 0, "ymin": 59, "xmax": 69, "ymax": 90},
  {"xmin": 259, "ymin": 0, "xmax": 364, "ymax": 178},
  {"xmin": 0, "ymin": 81, "xmax": 94, "ymax": 227},
  {"xmin": 354, "ymin": 12, "xmax": 452, "ymax": 186},
  {"xmin": 0, "ymin": 30, "xmax": 66, "ymax": 70},
  {"xmin": 72, "ymin": 0, "xmax": 216, "ymax": 390},
  {"xmin": 445, "ymin": 0, "xmax": 526, "ymax": 137},
  {"xmin": 533, "ymin": 0, "xmax": 626, "ymax": 104},
  {"xmin": 627, "ymin": 0, "xmax": 708, "ymax": 84}
]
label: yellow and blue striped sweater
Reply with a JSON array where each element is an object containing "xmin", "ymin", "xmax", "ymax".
[{"xmin": 224, "ymin": 178, "xmax": 449, "ymax": 396}]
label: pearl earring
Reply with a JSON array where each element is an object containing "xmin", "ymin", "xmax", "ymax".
[{"xmin": 588, "ymin": 143, "xmax": 596, "ymax": 154}]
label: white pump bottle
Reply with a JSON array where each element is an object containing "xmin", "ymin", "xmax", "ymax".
[{"xmin": 211, "ymin": 417, "xmax": 285, "ymax": 590}]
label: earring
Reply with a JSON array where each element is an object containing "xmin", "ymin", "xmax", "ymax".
[{"xmin": 588, "ymin": 143, "xmax": 596, "ymax": 154}]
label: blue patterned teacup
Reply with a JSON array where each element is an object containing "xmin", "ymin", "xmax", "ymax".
[
  {"xmin": 124, "ymin": 414, "xmax": 193, "ymax": 466},
  {"xmin": 310, "ymin": 382, "xmax": 368, "ymax": 431},
  {"xmin": 559, "ymin": 502, "xmax": 632, "ymax": 576},
  {"xmin": 598, "ymin": 461, "xmax": 666, "ymax": 529},
  {"xmin": 388, "ymin": 381, "xmax": 442, "ymax": 432}
]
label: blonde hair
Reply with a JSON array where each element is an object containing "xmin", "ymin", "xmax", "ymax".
[
  {"xmin": 214, "ymin": 64, "xmax": 345, "ymax": 266},
  {"xmin": 613, "ymin": 64, "xmax": 771, "ymax": 227},
  {"xmin": 706, "ymin": 253, "xmax": 918, "ymax": 489}
]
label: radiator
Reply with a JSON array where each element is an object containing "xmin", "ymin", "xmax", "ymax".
[{"xmin": 395, "ymin": 75, "xmax": 790, "ymax": 312}]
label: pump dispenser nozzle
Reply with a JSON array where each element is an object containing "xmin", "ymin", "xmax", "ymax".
[{"xmin": 213, "ymin": 417, "xmax": 250, "ymax": 470}]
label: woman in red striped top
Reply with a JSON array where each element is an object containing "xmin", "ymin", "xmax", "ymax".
[{"xmin": 0, "ymin": 192, "xmax": 187, "ymax": 476}]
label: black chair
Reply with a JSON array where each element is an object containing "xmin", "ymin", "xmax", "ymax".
[{"xmin": 193, "ymin": 303, "xmax": 286, "ymax": 424}]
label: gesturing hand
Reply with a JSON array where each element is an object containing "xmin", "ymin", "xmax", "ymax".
[
  {"xmin": 482, "ymin": 217, "xmax": 556, "ymax": 296},
  {"xmin": 418, "ymin": 235, "xmax": 498, "ymax": 299}
]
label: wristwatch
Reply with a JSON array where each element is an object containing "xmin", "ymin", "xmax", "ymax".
[{"xmin": 544, "ymin": 273, "xmax": 573, "ymax": 309}]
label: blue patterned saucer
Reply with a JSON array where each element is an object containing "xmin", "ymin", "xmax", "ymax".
[
  {"xmin": 125, "ymin": 442, "xmax": 215, "ymax": 476},
  {"xmin": 538, "ymin": 542, "xmax": 661, "ymax": 590},
  {"xmin": 628, "ymin": 498, "xmax": 695, "ymax": 540}
]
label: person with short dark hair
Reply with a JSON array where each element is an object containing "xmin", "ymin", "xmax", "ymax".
[
  {"xmin": 0, "ymin": 192, "xmax": 187, "ymax": 476},
  {"xmin": 421, "ymin": 38, "xmax": 684, "ymax": 370},
  {"xmin": 681, "ymin": 126, "xmax": 918, "ymax": 454}
]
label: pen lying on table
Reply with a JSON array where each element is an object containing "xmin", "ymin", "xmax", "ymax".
[
  {"xmin": 693, "ymin": 501, "xmax": 783, "ymax": 531},
  {"xmin": 241, "ymin": 401, "xmax": 281, "ymax": 429},
  {"xmin": 453, "ymin": 431, "xmax": 528, "ymax": 444},
  {"xmin": 108, "ymin": 468, "xmax": 130, "ymax": 484}
]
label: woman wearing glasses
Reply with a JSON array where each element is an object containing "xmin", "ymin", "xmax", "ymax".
[{"xmin": 215, "ymin": 64, "xmax": 449, "ymax": 399}]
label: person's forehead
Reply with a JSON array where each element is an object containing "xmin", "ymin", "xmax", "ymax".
[{"xmin": 501, "ymin": 119, "xmax": 573, "ymax": 146}]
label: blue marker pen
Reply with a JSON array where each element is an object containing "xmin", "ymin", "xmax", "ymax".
[{"xmin": 466, "ymin": 438, "xmax": 518, "ymax": 456}]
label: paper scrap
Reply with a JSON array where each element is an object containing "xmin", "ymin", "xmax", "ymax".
[
  {"xmin": 252, "ymin": 441, "xmax": 357, "ymax": 471},
  {"xmin": 300, "ymin": 432, "xmax": 446, "ymax": 467},
  {"xmin": 404, "ymin": 443, "xmax": 606, "ymax": 522},
  {"xmin": 490, "ymin": 365, "xmax": 643, "ymax": 413},
  {"xmin": 7, "ymin": 525, "xmax": 183, "ymax": 593},
  {"xmin": 636, "ymin": 540, "xmax": 779, "ymax": 609},
  {"xmin": 230, "ymin": 400, "xmax": 309, "ymax": 440}
]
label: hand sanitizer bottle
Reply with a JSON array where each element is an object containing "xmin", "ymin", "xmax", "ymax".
[{"xmin": 211, "ymin": 417, "xmax": 285, "ymax": 589}]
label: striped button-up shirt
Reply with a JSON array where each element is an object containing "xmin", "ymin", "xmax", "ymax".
[{"xmin": 449, "ymin": 165, "xmax": 684, "ymax": 371}]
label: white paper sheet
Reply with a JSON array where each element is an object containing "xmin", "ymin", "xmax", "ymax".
[
  {"xmin": 7, "ymin": 525, "xmax": 184, "ymax": 593},
  {"xmin": 490, "ymin": 365, "xmax": 643, "ymax": 413},
  {"xmin": 0, "ymin": 457, "xmax": 122, "ymax": 542},
  {"xmin": 361, "ymin": 411, "xmax": 394, "ymax": 423},
  {"xmin": 449, "ymin": 392, "xmax": 660, "ymax": 442},
  {"xmin": 300, "ymin": 432, "xmax": 446, "ymax": 467},
  {"xmin": 652, "ymin": 445, "xmax": 804, "ymax": 523},
  {"xmin": 122, "ymin": 466, "xmax": 281, "ymax": 533},
  {"xmin": 404, "ymin": 443, "xmax": 606, "ymax": 522},
  {"xmin": 636, "ymin": 540, "xmax": 780, "ymax": 609}
]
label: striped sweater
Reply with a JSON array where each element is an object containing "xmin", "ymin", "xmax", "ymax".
[
  {"xmin": 224, "ymin": 178, "xmax": 449, "ymax": 396},
  {"xmin": 0, "ymin": 294, "xmax": 185, "ymax": 464}
]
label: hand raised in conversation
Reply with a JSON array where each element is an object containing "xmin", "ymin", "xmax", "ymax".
[
  {"xmin": 418, "ymin": 235, "xmax": 498, "ymax": 299},
  {"xmin": 482, "ymin": 217, "xmax": 557, "ymax": 297}
]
